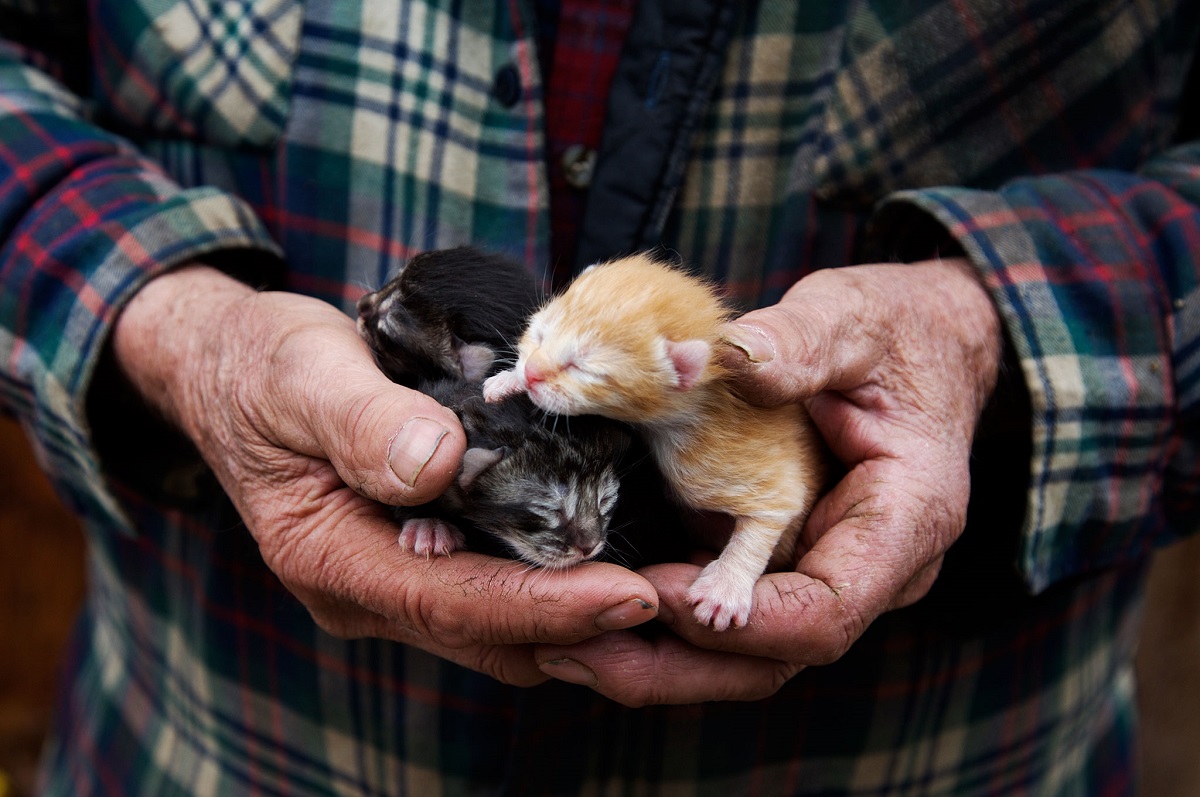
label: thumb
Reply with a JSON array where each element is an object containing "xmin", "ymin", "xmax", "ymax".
[
  {"xmin": 344, "ymin": 381, "xmax": 467, "ymax": 507},
  {"xmin": 113, "ymin": 266, "xmax": 466, "ymax": 508},
  {"xmin": 295, "ymin": 368, "xmax": 466, "ymax": 507},
  {"xmin": 260, "ymin": 305, "xmax": 467, "ymax": 507},
  {"xmin": 717, "ymin": 270, "xmax": 878, "ymax": 406}
]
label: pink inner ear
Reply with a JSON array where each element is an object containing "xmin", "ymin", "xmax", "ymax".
[
  {"xmin": 665, "ymin": 339, "xmax": 711, "ymax": 391},
  {"xmin": 458, "ymin": 447, "xmax": 506, "ymax": 489},
  {"xmin": 456, "ymin": 343, "xmax": 495, "ymax": 382}
]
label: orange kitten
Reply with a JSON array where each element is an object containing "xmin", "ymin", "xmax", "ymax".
[{"xmin": 483, "ymin": 253, "xmax": 825, "ymax": 630}]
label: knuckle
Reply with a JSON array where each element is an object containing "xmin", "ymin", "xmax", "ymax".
[
  {"xmin": 400, "ymin": 572, "xmax": 461, "ymax": 642},
  {"xmin": 471, "ymin": 647, "xmax": 546, "ymax": 688},
  {"xmin": 740, "ymin": 663, "xmax": 800, "ymax": 701},
  {"xmin": 610, "ymin": 672, "xmax": 671, "ymax": 709},
  {"xmin": 770, "ymin": 578, "xmax": 861, "ymax": 665},
  {"xmin": 807, "ymin": 620, "xmax": 857, "ymax": 666},
  {"xmin": 308, "ymin": 611, "xmax": 362, "ymax": 641},
  {"xmin": 411, "ymin": 559, "xmax": 560, "ymax": 648},
  {"xmin": 588, "ymin": 641, "xmax": 671, "ymax": 708}
]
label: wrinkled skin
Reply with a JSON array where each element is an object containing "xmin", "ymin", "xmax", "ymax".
[
  {"xmin": 532, "ymin": 257, "xmax": 1005, "ymax": 706},
  {"xmin": 112, "ymin": 265, "xmax": 660, "ymax": 688},
  {"xmin": 112, "ymin": 257, "xmax": 1002, "ymax": 706}
]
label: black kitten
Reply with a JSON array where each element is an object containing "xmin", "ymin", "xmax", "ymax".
[{"xmin": 356, "ymin": 246, "xmax": 542, "ymax": 387}]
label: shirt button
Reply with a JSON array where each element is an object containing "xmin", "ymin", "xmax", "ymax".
[
  {"xmin": 492, "ymin": 64, "xmax": 522, "ymax": 107},
  {"xmin": 561, "ymin": 144, "xmax": 597, "ymax": 189}
]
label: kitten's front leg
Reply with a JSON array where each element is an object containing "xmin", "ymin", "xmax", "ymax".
[
  {"xmin": 481, "ymin": 368, "xmax": 523, "ymax": 402},
  {"xmin": 687, "ymin": 514, "xmax": 790, "ymax": 630},
  {"xmin": 399, "ymin": 517, "xmax": 467, "ymax": 558}
]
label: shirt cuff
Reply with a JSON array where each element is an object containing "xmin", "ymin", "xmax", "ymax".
[
  {"xmin": 6, "ymin": 187, "xmax": 283, "ymax": 535},
  {"xmin": 871, "ymin": 180, "xmax": 1177, "ymax": 592}
]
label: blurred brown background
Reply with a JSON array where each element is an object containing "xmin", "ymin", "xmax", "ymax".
[
  {"xmin": 0, "ymin": 416, "xmax": 85, "ymax": 797},
  {"xmin": 1137, "ymin": 531, "xmax": 1200, "ymax": 796},
  {"xmin": 0, "ymin": 412, "xmax": 1196, "ymax": 796}
]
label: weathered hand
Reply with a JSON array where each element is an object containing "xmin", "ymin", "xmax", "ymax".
[
  {"xmin": 112, "ymin": 265, "xmax": 659, "ymax": 686},
  {"xmin": 534, "ymin": 257, "xmax": 1005, "ymax": 705}
]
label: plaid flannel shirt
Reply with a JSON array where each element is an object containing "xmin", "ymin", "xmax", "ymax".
[{"xmin": 2, "ymin": 0, "xmax": 1199, "ymax": 794}]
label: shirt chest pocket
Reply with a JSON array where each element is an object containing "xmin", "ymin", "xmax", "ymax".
[{"xmin": 91, "ymin": 0, "xmax": 304, "ymax": 149}]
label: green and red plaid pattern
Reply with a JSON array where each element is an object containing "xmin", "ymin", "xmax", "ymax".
[{"xmin": 1, "ymin": 0, "xmax": 1198, "ymax": 793}]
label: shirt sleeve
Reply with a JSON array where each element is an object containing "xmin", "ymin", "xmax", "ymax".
[
  {"xmin": 871, "ymin": 142, "xmax": 1200, "ymax": 593},
  {"xmin": 0, "ymin": 36, "xmax": 284, "ymax": 534}
]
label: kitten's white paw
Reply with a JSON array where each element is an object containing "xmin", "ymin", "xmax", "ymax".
[
  {"xmin": 687, "ymin": 560, "xmax": 755, "ymax": 631},
  {"xmin": 399, "ymin": 518, "xmax": 466, "ymax": 558},
  {"xmin": 482, "ymin": 368, "xmax": 523, "ymax": 402}
]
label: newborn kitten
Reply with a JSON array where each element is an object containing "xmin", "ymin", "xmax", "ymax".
[
  {"xmin": 357, "ymin": 246, "xmax": 636, "ymax": 570},
  {"xmin": 357, "ymin": 245, "xmax": 542, "ymax": 386},
  {"xmin": 403, "ymin": 378, "xmax": 629, "ymax": 569},
  {"xmin": 484, "ymin": 253, "xmax": 826, "ymax": 628}
]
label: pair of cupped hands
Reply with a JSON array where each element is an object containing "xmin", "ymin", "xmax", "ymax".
[{"xmin": 113, "ymin": 256, "xmax": 1003, "ymax": 707}]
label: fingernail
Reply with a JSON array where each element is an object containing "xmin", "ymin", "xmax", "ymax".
[
  {"xmin": 593, "ymin": 598, "xmax": 657, "ymax": 631},
  {"xmin": 389, "ymin": 417, "xmax": 450, "ymax": 487},
  {"xmin": 539, "ymin": 658, "xmax": 598, "ymax": 687},
  {"xmin": 721, "ymin": 324, "xmax": 775, "ymax": 364}
]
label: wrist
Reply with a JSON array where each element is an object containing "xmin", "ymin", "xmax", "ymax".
[
  {"xmin": 112, "ymin": 264, "xmax": 257, "ymax": 435},
  {"xmin": 919, "ymin": 256, "xmax": 1005, "ymax": 411}
]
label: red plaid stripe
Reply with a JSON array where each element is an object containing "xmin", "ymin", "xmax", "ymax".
[{"xmin": 542, "ymin": 0, "xmax": 637, "ymax": 281}]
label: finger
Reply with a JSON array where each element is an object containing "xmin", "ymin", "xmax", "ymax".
[
  {"xmin": 300, "ymin": 593, "xmax": 551, "ymax": 687},
  {"xmin": 535, "ymin": 630, "xmax": 801, "ymax": 707},
  {"xmin": 386, "ymin": 552, "xmax": 661, "ymax": 647},
  {"xmin": 266, "ymin": 484, "xmax": 661, "ymax": 649},
  {"xmin": 262, "ymin": 303, "xmax": 468, "ymax": 507},
  {"xmin": 887, "ymin": 557, "xmax": 945, "ymax": 611},
  {"xmin": 788, "ymin": 460, "xmax": 963, "ymax": 642},
  {"xmin": 322, "ymin": 376, "xmax": 467, "ymax": 507},
  {"xmin": 641, "ymin": 563, "xmax": 865, "ymax": 664},
  {"xmin": 640, "ymin": 463, "xmax": 962, "ymax": 664},
  {"xmin": 718, "ymin": 259, "xmax": 996, "ymax": 409},
  {"xmin": 716, "ymin": 267, "xmax": 885, "ymax": 406}
]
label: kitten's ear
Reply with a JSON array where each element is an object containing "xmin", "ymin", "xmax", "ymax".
[
  {"xmin": 456, "ymin": 343, "xmax": 496, "ymax": 382},
  {"xmin": 458, "ymin": 447, "xmax": 508, "ymax": 489},
  {"xmin": 665, "ymin": 339, "xmax": 711, "ymax": 391}
]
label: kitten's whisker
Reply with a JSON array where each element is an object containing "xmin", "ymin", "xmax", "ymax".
[
  {"xmin": 608, "ymin": 518, "xmax": 637, "ymax": 534},
  {"xmin": 526, "ymin": 565, "xmax": 550, "ymax": 593},
  {"xmin": 535, "ymin": 276, "xmax": 551, "ymax": 305},
  {"xmin": 616, "ymin": 449, "xmax": 656, "ymax": 479},
  {"xmin": 601, "ymin": 529, "xmax": 638, "ymax": 569},
  {"xmin": 605, "ymin": 545, "xmax": 634, "ymax": 569}
]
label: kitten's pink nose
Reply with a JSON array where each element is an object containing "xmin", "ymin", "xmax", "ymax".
[{"xmin": 523, "ymin": 357, "xmax": 547, "ymax": 387}]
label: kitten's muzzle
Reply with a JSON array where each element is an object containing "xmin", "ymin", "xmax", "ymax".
[{"xmin": 522, "ymin": 357, "xmax": 547, "ymax": 387}]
